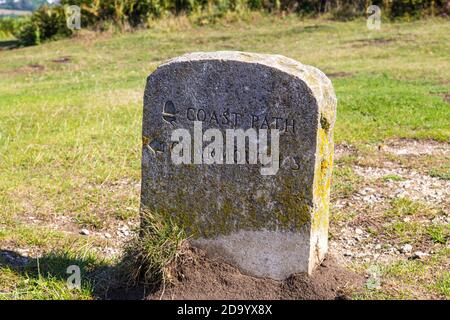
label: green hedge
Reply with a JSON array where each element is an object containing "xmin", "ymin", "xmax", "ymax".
[
  {"xmin": 12, "ymin": 5, "xmax": 71, "ymax": 46},
  {"xmin": 4, "ymin": 0, "xmax": 449, "ymax": 46}
]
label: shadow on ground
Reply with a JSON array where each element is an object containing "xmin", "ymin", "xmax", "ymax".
[
  {"xmin": 0, "ymin": 40, "xmax": 19, "ymax": 50},
  {"xmin": 0, "ymin": 246, "xmax": 363, "ymax": 300},
  {"xmin": 0, "ymin": 249, "xmax": 148, "ymax": 300}
]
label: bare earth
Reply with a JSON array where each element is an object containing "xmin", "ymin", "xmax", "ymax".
[{"xmin": 146, "ymin": 246, "xmax": 362, "ymax": 300}]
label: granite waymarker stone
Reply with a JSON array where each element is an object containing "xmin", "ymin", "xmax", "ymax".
[{"xmin": 141, "ymin": 51, "xmax": 337, "ymax": 280}]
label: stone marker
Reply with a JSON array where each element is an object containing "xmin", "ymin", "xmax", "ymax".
[{"xmin": 141, "ymin": 51, "xmax": 336, "ymax": 280}]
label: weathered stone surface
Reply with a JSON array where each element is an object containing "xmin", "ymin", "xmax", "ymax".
[{"xmin": 141, "ymin": 51, "xmax": 336, "ymax": 280}]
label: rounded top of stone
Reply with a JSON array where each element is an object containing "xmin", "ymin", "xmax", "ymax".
[
  {"xmin": 157, "ymin": 51, "xmax": 336, "ymax": 120},
  {"xmin": 161, "ymin": 51, "xmax": 327, "ymax": 85}
]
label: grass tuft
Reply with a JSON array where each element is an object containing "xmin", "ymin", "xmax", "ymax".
[
  {"xmin": 331, "ymin": 166, "xmax": 362, "ymax": 200},
  {"xmin": 429, "ymin": 169, "xmax": 450, "ymax": 181},
  {"xmin": 381, "ymin": 174, "xmax": 405, "ymax": 182},
  {"xmin": 427, "ymin": 224, "xmax": 449, "ymax": 244},
  {"xmin": 122, "ymin": 210, "xmax": 187, "ymax": 286},
  {"xmin": 384, "ymin": 197, "xmax": 428, "ymax": 218},
  {"xmin": 432, "ymin": 272, "xmax": 450, "ymax": 299}
]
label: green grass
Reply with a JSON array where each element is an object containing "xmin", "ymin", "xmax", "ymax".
[
  {"xmin": 432, "ymin": 272, "xmax": 450, "ymax": 298},
  {"xmin": 429, "ymin": 168, "xmax": 450, "ymax": 180},
  {"xmin": 355, "ymin": 248, "xmax": 450, "ymax": 300},
  {"xmin": 0, "ymin": 14, "xmax": 449, "ymax": 299},
  {"xmin": 384, "ymin": 220, "xmax": 424, "ymax": 244},
  {"xmin": 122, "ymin": 210, "xmax": 186, "ymax": 285},
  {"xmin": 331, "ymin": 166, "xmax": 363, "ymax": 200},
  {"xmin": 427, "ymin": 224, "xmax": 449, "ymax": 244},
  {"xmin": 75, "ymin": 212, "xmax": 104, "ymax": 230},
  {"xmin": 381, "ymin": 174, "xmax": 405, "ymax": 182},
  {"xmin": 384, "ymin": 197, "xmax": 431, "ymax": 218},
  {"xmin": 0, "ymin": 245, "xmax": 112, "ymax": 299}
]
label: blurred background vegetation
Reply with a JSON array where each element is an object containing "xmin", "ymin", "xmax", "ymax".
[{"xmin": 0, "ymin": 0, "xmax": 448, "ymax": 46}]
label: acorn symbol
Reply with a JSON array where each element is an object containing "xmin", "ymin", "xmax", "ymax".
[{"xmin": 162, "ymin": 100, "xmax": 177, "ymax": 126}]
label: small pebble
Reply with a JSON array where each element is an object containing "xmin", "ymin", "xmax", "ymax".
[
  {"xmin": 344, "ymin": 251, "xmax": 353, "ymax": 257},
  {"xmin": 401, "ymin": 244, "xmax": 413, "ymax": 253},
  {"xmin": 410, "ymin": 251, "xmax": 429, "ymax": 260},
  {"xmin": 80, "ymin": 229, "xmax": 90, "ymax": 236}
]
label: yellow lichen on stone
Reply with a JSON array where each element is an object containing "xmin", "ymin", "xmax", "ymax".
[
  {"xmin": 142, "ymin": 135, "xmax": 150, "ymax": 146},
  {"xmin": 312, "ymin": 127, "xmax": 333, "ymax": 232}
]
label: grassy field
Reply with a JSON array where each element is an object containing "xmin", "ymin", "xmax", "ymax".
[{"xmin": 0, "ymin": 14, "xmax": 449, "ymax": 299}]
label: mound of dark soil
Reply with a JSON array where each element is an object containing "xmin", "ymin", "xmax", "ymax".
[{"xmin": 147, "ymin": 246, "xmax": 363, "ymax": 300}]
